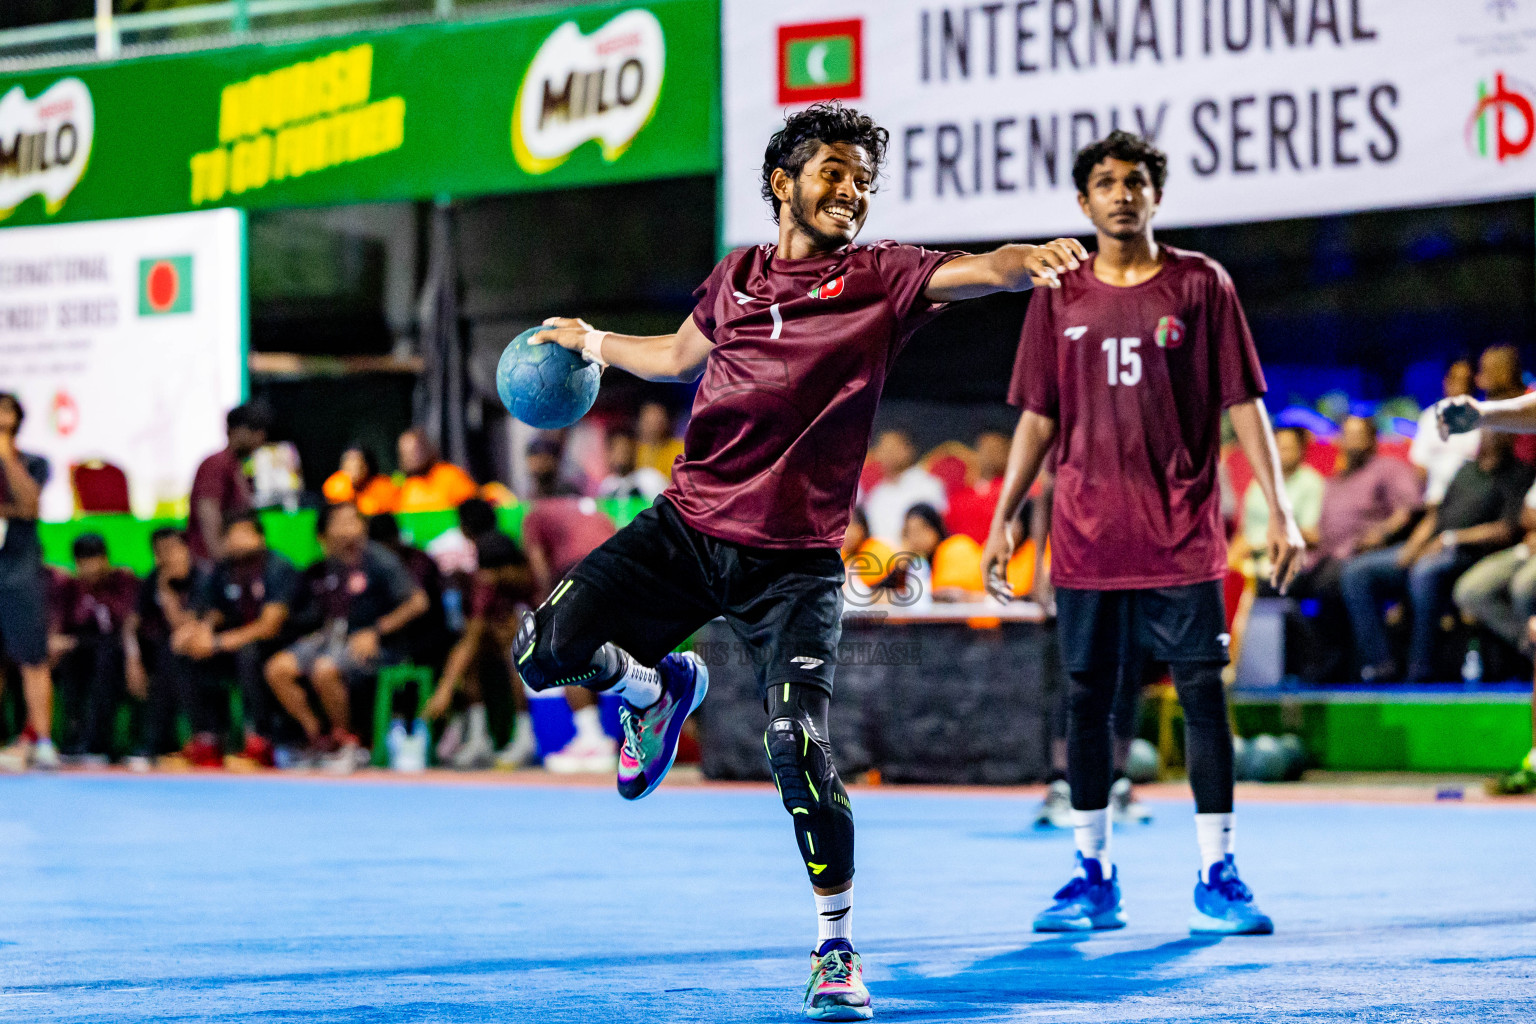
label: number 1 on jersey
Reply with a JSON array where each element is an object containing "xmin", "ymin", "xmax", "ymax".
[{"xmin": 1101, "ymin": 336, "xmax": 1142, "ymax": 386}]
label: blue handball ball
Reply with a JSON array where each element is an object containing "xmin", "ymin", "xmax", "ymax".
[{"xmin": 495, "ymin": 326, "xmax": 601, "ymax": 430}]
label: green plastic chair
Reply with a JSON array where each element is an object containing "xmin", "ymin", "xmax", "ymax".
[{"xmin": 372, "ymin": 663, "xmax": 434, "ymax": 768}]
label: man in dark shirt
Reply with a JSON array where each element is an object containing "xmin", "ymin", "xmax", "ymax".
[
  {"xmin": 50, "ymin": 533, "xmax": 139, "ymax": 762},
  {"xmin": 179, "ymin": 512, "xmax": 300, "ymax": 767},
  {"xmin": 421, "ymin": 531, "xmax": 537, "ymax": 769},
  {"xmin": 527, "ymin": 101, "xmax": 1082, "ymax": 1015},
  {"xmin": 126, "ymin": 528, "xmax": 199, "ymax": 769},
  {"xmin": 0, "ymin": 393, "xmax": 58, "ymax": 771},
  {"xmin": 1341, "ymin": 431, "xmax": 1532, "ymax": 682},
  {"xmin": 265, "ymin": 501, "xmax": 427, "ymax": 773},
  {"xmin": 188, "ymin": 403, "xmax": 268, "ymax": 563},
  {"xmin": 981, "ymin": 131, "xmax": 1300, "ymax": 938}
]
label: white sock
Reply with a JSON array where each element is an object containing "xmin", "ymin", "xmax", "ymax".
[
  {"xmin": 572, "ymin": 705, "xmax": 605, "ymax": 742},
  {"xmin": 465, "ymin": 703, "xmax": 489, "ymax": 744},
  {"xmin": 513, "ymin": 711, "xmax": 533, "ymax": 742},
  {"xmin": 814, "ymin": 886, "xmax": 853, "ymax": 950},
  {"xmin": 1072, "ymin": 807, "xmax": 1111, "ymax": 875},
  {"xmin": 1195, "ymin": 812, "xmax": 1235, "ymax": 881},
  {"xmin": 607, "ymin": 655, "xmax": 662, "ymax": 708}
]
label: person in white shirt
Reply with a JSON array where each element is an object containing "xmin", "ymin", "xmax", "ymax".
[
  {"xmin": 860, "ymin": 429, "xmax": 947, "ymax": 547},
  {"xmin": 1411, "ymin": 359, "xmax": 1479, "ymax": 504},
  {"xmin": 597, "ymin": 429, "xmax": 668, "ymax": 503}
]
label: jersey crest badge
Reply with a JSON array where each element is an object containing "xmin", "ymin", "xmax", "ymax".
[
  {"xmin": 1155, "ymin": 315, "xmax": 1185, "ymax": 349},
  {"xmin": 1063, "ymin": 325, "xmax": 1088, "ymax": 340},
  {"xmin": 808, "ymin": 276, "xmax": 845, "ymax": 299}
]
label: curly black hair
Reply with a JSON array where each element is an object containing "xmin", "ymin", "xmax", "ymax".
[
  {"xmin": 1071, "ymin": 129, "xmax": 1168, "ymax": 196},
  {"xmin": 761, "ymin": 102, "xmax": 889, "ymax": 222}
]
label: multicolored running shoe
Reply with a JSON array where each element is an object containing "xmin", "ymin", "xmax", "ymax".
[
  {"xmin": 1189, "ymin": 855, "xmax": 1274, "ymax": 935},
  {"xmin": 616, "ymin": 651, "xmax": 708, "ymax": 801},
  {"xmin": 803, "ymin": 948, "xmax": 872, "ymax": 1021}
]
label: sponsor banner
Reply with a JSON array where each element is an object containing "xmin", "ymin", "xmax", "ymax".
[
  {"xmin": 723, "ymin": 0, "xmax": 1536, "ymax": 244},
  {"xmin": 0, "ymin": 0, "xmax": 717, "ymax": 226},
  {"xmin": 0, "ymin": 210, "xmax": 245, "ymax": 520}
]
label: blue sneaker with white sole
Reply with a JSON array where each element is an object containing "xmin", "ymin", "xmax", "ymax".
[
  {"xmin": 616, "ymin": 651, "xmax": 708, "ymax": 801},
  {"xmin": 1032, "ymin": 853, "xmax": 1127, "ymax": 932},
  {"xmin": 1190, "ymin": 855, "xmax": 1273, "ymax": 935}
]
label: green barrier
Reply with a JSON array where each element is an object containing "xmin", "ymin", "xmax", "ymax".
[{"xmin": 39, "ymin": 496, "xmax": 653, "ymax": 573}]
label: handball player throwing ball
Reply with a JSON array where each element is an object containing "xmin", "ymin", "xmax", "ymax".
[
  {"xmin": 526, "ymin": 102, "xmax": 1084, "ymax": 1020},
  {"xmin": 981, "ymin": 131, "xmax": 1303, "ymax": 937}
]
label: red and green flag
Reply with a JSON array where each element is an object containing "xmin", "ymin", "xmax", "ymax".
[
  {"xmin": 138, "ymin": 255, "xmax": 193, "ymax": 315},
  {"xmin": 777, "ymin": 20, "xmax": 862, "ymax": 105}
]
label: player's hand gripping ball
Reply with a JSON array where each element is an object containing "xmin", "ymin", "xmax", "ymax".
[
  {"xmin": 1436, "ymin": 397, "xmax": 1482, "ymax": 440},
  {"xmin": 496, "ymin": 325, "xmax": 601, "ymax": 429}
]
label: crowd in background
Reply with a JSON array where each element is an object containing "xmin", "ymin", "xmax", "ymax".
[
  {"xmin": 3, "ymin": 342, "xmax": 1536, "ymax": 773},
  {"xmin": 0, "ymin": 393, "xmax": 686, "ymax": 773}
]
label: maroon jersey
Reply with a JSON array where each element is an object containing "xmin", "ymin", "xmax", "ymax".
[
  {"xmin": 52, "ymin": 568, "xmax": 139, "ymax": 635},
  {"xmin": 521, "ymin": 497, "xmax": 616, "ymax": 582},
  {"xmin": 1009, "ymin": 247, "xmax": 1265, "ymax": 589},
  {"xmin": 670, "ymin": 242, "xmax": 960, "ymax": 548}
]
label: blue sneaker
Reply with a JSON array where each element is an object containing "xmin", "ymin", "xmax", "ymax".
[
  {"xmin": 1032, "ymin": 854, "xmax": 1127, "ymax": 932},
  {"xmin": 1189, "ymin": 855, "xmax": 1273, "ymax": 935},
  {"xmin": 616, "ymin": 652, "xmax": 708, "ymax": 801}
]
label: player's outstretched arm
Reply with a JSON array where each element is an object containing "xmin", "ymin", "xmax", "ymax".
[
  {"xmin": 1438, "ymin": 393, "xmax": 1536, "ymax": 439},
  {"xmin": 924, "ymin": 239, "xmax": 1088, "ymax": 301},
  {"xmin": 531, "ymin": 315, "xmax": 714, "ymax": 384},
  {"xmin": 1229, "ymin": 400, "xmax": 1305, "ymax": 593},
  {"xmin": 981, "ymin": 410, "xmax": 1059, "ymax": 603}
]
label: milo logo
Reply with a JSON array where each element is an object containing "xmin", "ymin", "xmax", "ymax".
[{"xmin": 0, "ymin": 78, "xmax": 94, "ymax": 219}]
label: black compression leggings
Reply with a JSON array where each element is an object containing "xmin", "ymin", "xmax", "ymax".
[
  {"xmin": 1068, "ymin": 661, "xmax": 1233, "ymax": 814},
  {"xmin": 764, "ymin": 683, "xmax": 854, "ymax": 888}
]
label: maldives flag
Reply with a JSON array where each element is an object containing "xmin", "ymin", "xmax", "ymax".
[
  {"xmin": 138, "ymin": 255, "xmax": 194, "ymax": 316},
  {"xmin": 777, "ymin": 20, "xmax": 862, "ymax": 105}
]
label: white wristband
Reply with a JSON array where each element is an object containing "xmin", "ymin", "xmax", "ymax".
[{"xmin": 581, "ymin": 330, "xmax": 609, "ymax": 368}]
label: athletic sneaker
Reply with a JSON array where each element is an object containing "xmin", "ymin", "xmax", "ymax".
[
  {"xmin": 494, "ymin": 726, "xmax": 537, "ymax": 770},
  {"xmin": 616, "ymin": 651, "xmax": 709, "ymax": 801},
  {"xmin": 1033, "ymin": 779, "xmax": 1073, "ymax": 830},
  {"xmin": 1189, "ymin": 855, "xmax": 1273, "ymax": 935},
  {"xmin": 436, "ymin": 712, "xmax": 467, "ymax": 763},
  {"xmin": 0, "ymin": 737, "xmax": 31, "ymax": 773},
  {"xmin": 543, "ymin": 734, "xmax": 619, "ymax": 774},
  {"xmin": 1487, "ymin": 751, "xmax": 1536, "ymax": 795},
  {"xmin": 1033, "ymin": 853, "xmax": 1127, "ymax": 932},
  {"xmin": 31, "ymin": 738, "xmax": 60, "ymax": 771},
  {"xmin": 802, "ymin": 947, "xmax": 872, "ymax": 1021},
  {"xmin": 124, "ymin": 754, "xmax": 153, "ymax": 773},
  {"xmin": 320, "ymin": 732, "xmax": 370, "ymax": 776},
  {"xmin": 1110, "ymin": 777, "xmax": 1154, "ymax": 826}
]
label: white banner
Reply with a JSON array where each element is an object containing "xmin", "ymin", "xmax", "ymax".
[
  {"xmin": 0, "ymin": 209, "xmax": 245, "ymax": 521},
  {"xmin": 723, "ymin": 0, "xmax": 1536, "ymax": 245}
]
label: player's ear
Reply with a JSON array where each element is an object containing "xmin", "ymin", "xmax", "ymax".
[
  {"xmin": 1076, "ymin": 190, "xmax": 1091, "ymax": 218},
  {"xmin": 771, "ymin": 166, "xmax": 794, "ymax": 206}
]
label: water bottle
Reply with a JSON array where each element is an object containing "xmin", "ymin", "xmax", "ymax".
[
  {"xmin": 443, "ymin": 587, "xmax": 466, "ymax": 634},
  {"xmin": 1461, "ymin": 638, "xmax": 1483, "ymax": 687}
]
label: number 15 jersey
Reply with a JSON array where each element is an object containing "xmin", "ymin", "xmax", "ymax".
[{"xmin": 1008, "ymin": 247, "xmax": 1266, "ymax": 590}]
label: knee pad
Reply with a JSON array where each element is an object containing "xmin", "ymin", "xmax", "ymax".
[
  {"xmin": 513, "ymin": 607, "xmax": 619, "ymax": 692},
  {"xmin": 765, "ymin": 713, "xmax": 854, "ymax": 887}
]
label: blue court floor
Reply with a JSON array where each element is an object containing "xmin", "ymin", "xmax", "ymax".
[{"xmin": 1, "ymin": 774, "xmax": 1531, "ymax": 1023}]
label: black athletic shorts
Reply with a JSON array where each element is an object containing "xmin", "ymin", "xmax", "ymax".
[
  {"xmin": 563, "ymin": 497, "xmax": 844, "ymax": 697},
  {"xmin": 1055, "ymin": 580, "xmax": 1229, "ymax": 674},
  {"xmin": 0, "ymin": 576, "xmax": 49, "ymax": 667}
]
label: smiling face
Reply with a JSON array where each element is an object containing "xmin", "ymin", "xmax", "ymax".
[
  {"xmin": 1078, "ymin": 156, "xmax": 1160, "ymax": 242},
  {"xmin": 774, "ymin": 141, "xmax": 874, "ymax": 253}
]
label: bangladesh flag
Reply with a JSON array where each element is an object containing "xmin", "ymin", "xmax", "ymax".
[
  {"xmin": 778, "ymin": 20, "xmax": 862, "ymax": 105},
  {"xmin": 139, "ymin": 255, "xmax": 193, "ymax": 316}
]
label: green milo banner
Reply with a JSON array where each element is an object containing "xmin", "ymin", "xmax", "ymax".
[{"xmin": 0, "ymin": 0, "xmax": 719, "ymax": 226}]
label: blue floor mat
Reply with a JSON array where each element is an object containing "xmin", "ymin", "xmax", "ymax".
[{"xmin": 1, "ymin": 776, "xmax": 1531, "ymax": 1023}]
